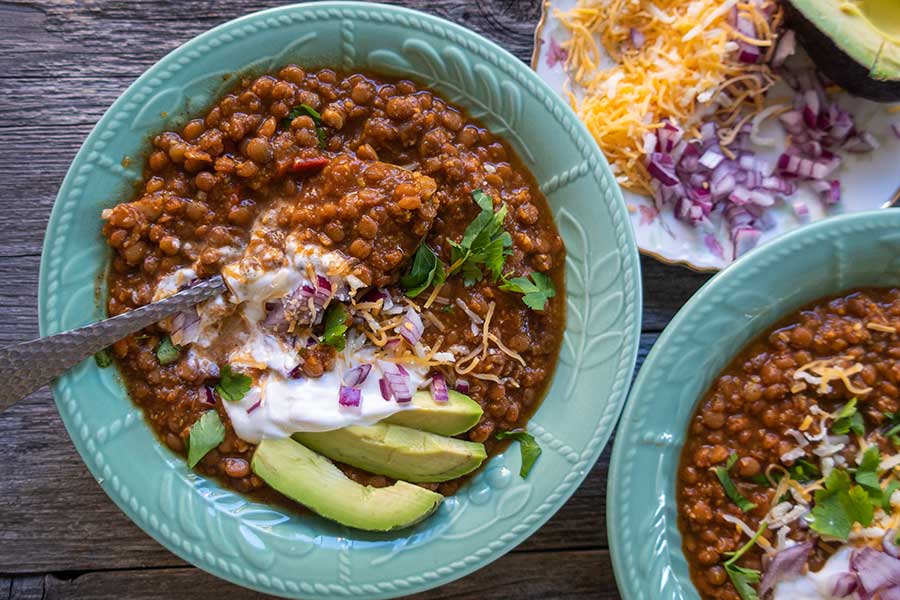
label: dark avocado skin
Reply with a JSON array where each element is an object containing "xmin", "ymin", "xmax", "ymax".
[{"xmin": 784, "ymin": 1, "xmax": 900, "ymax": 102}]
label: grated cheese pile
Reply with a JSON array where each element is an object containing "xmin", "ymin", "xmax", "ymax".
[{"xmin": 555, "ymin": 0, "xmax": 781, "ymax": 193}]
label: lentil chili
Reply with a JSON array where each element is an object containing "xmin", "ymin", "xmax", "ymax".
[{"xmin": 100, "ymin": 66, "xmax": 565, "ymax": 506}]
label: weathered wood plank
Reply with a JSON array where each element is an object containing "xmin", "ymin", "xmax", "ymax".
[{"xmin": 14, "ymin": 549, "xmax": 617, "ymax": 599}]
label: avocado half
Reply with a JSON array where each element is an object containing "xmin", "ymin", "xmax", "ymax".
[{"xmin": 785, "ymin": 0, "xmax": 900, "ymax": 101}]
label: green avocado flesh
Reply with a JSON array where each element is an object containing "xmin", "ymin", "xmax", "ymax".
[
  {"xmin": 786, "ymin": 0, "xmax": 900, "ymax": 100},
  {"xmin": 293, "ymin": 422, "xmax": 487, "ymax": 483},
  {"xmin": 251, "ymin": 438, "xmax": 443, "ymax": 531},
  {"xmin": 382, "ymin": 390, "xmax": 483, "ymax": 436}
]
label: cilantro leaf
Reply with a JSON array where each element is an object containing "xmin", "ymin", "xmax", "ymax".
[
  {"xmin": 400, "ymin": 244, "xmax": 446, "ymax": 297},
  {"xmin": 447, "ymin": 190, "xmax": 512, "ymax": 286},
  {"xmin": 832, "ymin": 398, "xmax": 865, "ymax": 435},
  {"xmin": 500, "ymin": 271, "xmax": 557, "ymax": 311},
  {"xmin": 322, "ymin": 302, "xmax": 349, "ymax": 350},
  {"xmin": 715, "ymin": 453, "xmax": 756, "ymax": 512},
  {"xmin": 94, "ymin": 348, "xmax": 113, "ymax": 368},
  {"xmin": 286, "ymin": 103, "xmax": 321, "ymax": 125},
  {"xmin": 856, "ymin": 445, "xmax": 883, "ymax": 505},
  {"xmin": 215, "ymin": 365, "xmax": 252, "ymax": 403},
  {"xmin": 789, "ymin": 458, "xmax": 822, "ymax": 482},
  {"xmin": 884, "ymin": 410, "xmax": 900, "ymax": 438},
  {"xmin": 156, "ymin": 335, "xmax": 180, "ymax": 365},
  {"xmin": 725, "ymin": 564, "xmax": 761, "ymax": 600},
  {"xmin": 495, "ymin": 430, "xmax": 542, "ymax": 477},
  {"xmin": 810, "ymin": 468, "xmax": 874, "ymax": 540},
  {"xmin": 187, "ymin": 410, "xmax": 225, "ymax": 468},
  {"xmin": 883, "ymin": 479, "xmax": 900, "ymax": 511}
]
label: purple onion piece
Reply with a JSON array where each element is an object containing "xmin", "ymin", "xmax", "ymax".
[
  {"xmin": 398, "ymin": 307, "xmax": 425, "ymax": 346},
  {"xmin": 431, "ymin": 373, "xmax": 450, "ymax": 403},
  {"xmin": 830, "ymin": 572, "xmax": 858, "ymax": 598},
  {"xmin": 379, "ymin": 377, "xmax": 392, "ymax": 401},
  {"xmin": 851, "ymin": 547, "xmax": 900, "ymax": 594},
  {"xmin": 338, "ymin": 385, "xmax": 361, "ymax": 407},
  {"xmin": 455, "ymin": 379, "xmax": 470, "ymax": 394},
  {"xmin": 203, "ymin": 386, "xmax": 217, "ymax": 406},
  {"xmin": 246, "ymin": 399, "xmax": 262, "ymax": 414},
  {"xmin": 886, "ymin": 529, "xmax": 900, "ymax": 559},
  {"xmin": 343, "ymin": 364, "xmax": 372, "ymax": 388},
  {"xmin": 759, "ymin": 541, "xmax": 814, "ymax": 598},
  {"xmin": 289, "ymin": 364, "xmax": 305, "ymax": 379},
  {"xmin": 771, "ymin": 29, "xmax": 796, "ymax": 67},
  {"xmin": 882, "ymin": 586, "xmax": 900, "ymax": 600}
]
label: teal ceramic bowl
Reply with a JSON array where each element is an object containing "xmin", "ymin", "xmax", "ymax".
[
  {"xmin": 608, "ymin": 209, "xmax": 900, "ymax": 599},
  {"xmin": 37, "ymin": 3, "xmax": 641, "ymax": 598}
]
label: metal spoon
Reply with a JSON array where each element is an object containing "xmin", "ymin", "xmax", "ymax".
[{"xmin": 0, "ymin": 275, "xmax": 226, "ymax": 412}]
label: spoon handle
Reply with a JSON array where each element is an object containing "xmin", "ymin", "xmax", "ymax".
[{"xmin": 0, "ymin": 275, "xmax": 226, "ymax": 412}]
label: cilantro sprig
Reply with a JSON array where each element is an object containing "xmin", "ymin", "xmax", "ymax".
[
  {"xmin": 832, "ymin": 398, "xmax": 864, "ymax": 435},
  {"xmin": 500, "ymin": 271, "xmax": 556, "ymax": 311},
  {"xmin": 400, "ymin": 244, "xmax": 446, "ymax": 298},
  {"xmin": 156, "ymin": 335, "xmax": 180, "ymax": 365},
  {"xmin": 187, "ymin": 410, "xmax": 225, "ymax": 468},
  {"xmin": 722, "ymin": 521, "xmax": 767, "ymax": 600},
  {"xmin": 216, "ymin": 365, "xmax": 252, "ymax": 403},
  {"xmin": 447, "ymin": 190, "xmax": 512, "ymax": 286},
  {"xmin": 322, "ymin": 302, "xmax": 349, "ymax": 350},
  {"xmin": 715, "ymin": 454, "xmax": 756, "ymax": 512},
  {"xmin": 810, "ymin": 468, "xmax": 874, "ymax": 540},
  {"xmin": 495, "ymin": 430, "xmax": 542, "ymax": 477}
]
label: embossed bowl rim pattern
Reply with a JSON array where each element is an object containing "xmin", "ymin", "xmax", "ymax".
[
  {"xmin": 608, "ymin": 209, "xmax": 900, "ymax": 599},
  {"xmin": 37, "ymin": 3, "xmax": 641, "ymax": 598}
]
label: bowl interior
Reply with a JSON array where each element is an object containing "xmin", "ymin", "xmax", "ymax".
[
  {"xmin": 37, "ymin": 3, "xmax": 641, "ymax": 598},
  {"xmin": 609, "ymin": 209, "xmax": 900, "ymax": 599}
]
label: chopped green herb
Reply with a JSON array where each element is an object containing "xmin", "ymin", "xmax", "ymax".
[
  {"xmin": 495, "ymin": 430, "xmax": 542, "ymax": 477},
  {"xmin": 789, "ymin": 458, "xmax": 822, "ymax": 482},
  {"xmin": 715, "ymin": 453, "xmax": 756, "ymax": 512},
  {"xmin": 322, "ymin": 302, "xmax": 349, "ymax": 350},
  {"xmin": 855, "ymin": 445, "xmax": 884, "ymax": 506},
  {"xmin": 746, "ymin": 473, "xmax": 771, "ymax": 487},
  {"xmin": 286, "ymin": 103, "xmax": 321, "ymax": 125},
  {"xmin": 215, "ymin": 365, "xmax": 252, "ymax": 403},
  {"xmin": 810, "ymin": 468, "xmax": 874, "ymax": 540},
  {"xmin": 884, "ymin": 410, "xmax": 900, "ymax": 438},
  {"xmin": 94, "ymin": 348, "xmax": 113, "ymax": 368},
  {"xmin": 156, "ymin": 335, "xmax": 180, "ymax": 365},
  {"xmin": 500, "ymin": 271, "xmax": 557, "ymax": 311},
  {"xmin": 722, "ymin": 521, "xmax": 767, "ymax": 600},
  {"xmin": 440, "ymin": 304, "xmax": 454, "ymax": 313},
  {"xmin": 832, "ymin": 398, "xmax": 865, "ymax": 435},
  {"xmin": 447, "ymin": 190, "xmax": 513, "ymax": 286},
  {"xmin": 187, "ymin": 410, "xmax": 225, "ymax": 468},
  {"xmin": 400, "ymin": 244, "xmax": 446, "ymax": 297},
  {"xmin": 316, "ymin": 127, "xmax": 327, "ymax": 149},
  {"xmin": 883, "ymin": 479, "xmax": 900, "ymax": 511}
]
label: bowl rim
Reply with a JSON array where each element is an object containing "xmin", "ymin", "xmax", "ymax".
[
  {"xmin": 607, "ymin": 208, "xmax": 900, "ymax": 599},
  {"xmin": 37, "ymin": 2, "xmax": 642, "ymax": 598}
]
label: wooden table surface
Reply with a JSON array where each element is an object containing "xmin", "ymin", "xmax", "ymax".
[{"xmin": 0, "ymin": 1, "xmax": 712, "ymax": 597}]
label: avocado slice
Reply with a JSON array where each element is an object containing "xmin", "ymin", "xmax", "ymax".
[
  {"xmin": 785, "ymin": 0, "xmax": 900, "ymax": 101},
  {"xmin": 383, "ymin": 390, "xmax": 483, "ymax": 436},
  {"xmin": 292, "ymin": 422, "xmax": 487, "ymax": 483},
  {"xmin": 251, "ymin": 438, "xmax": 442, "ymax": 531}
]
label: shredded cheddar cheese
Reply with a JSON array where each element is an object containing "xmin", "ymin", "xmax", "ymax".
[{"xmin": 555, "ymin": 0, "xmax": 781, "ymax": 193}]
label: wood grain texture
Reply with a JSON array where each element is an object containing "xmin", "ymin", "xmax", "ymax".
[{"xmin": 0, "ymin": 0, "xmax": 706, "ymax": 597}]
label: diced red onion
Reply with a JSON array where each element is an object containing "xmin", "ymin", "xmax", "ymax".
[
  {"xmin": 759, "ymin": 541, "xmax": 814, "ymax": 598},
  {"xmin": 262, "ymin": 301, "xmax": 287, "ymax": 329},
  {"xmin": 289, "ymin": 364, "xmax": 305, "ymax": 379},
  {"xmin": 733, "ymin": 227, "xmax": 761, "ymax": 258},
  {"xmin": 792, "ymin": 200, "xmax": 810, "ymax": 221},
  {"xmin": 630, "ymin": 27, "xmax": 645, "ymax": 49},
  {"xmin": 361, "ymin": 288, "xmax": 386, "ymax": 302},
  {"xmin": 203, "ymin": 386, "xmax": 216, "ymax": 405},
  {"xmin": 379, "ymin": 377, "xmax": 392, "ymax": 401},
  {"xmin": 656, "ymin": 121, "xmax": 683, "ymax": 153},
  {"xmin": 699, "ymin": 148, "xmax": 725, "ymax": 169},
  {"xmin": 430, "ymin": 373, "xmax": 449, "ymax": 403},
  {"xmin": 338, "ymin": 385, "xmax": 361, "ymax": 407},
  {"xmin": 822, "ymin": 180, "xmax": 841, "ymax": 205},
  {"xmin": 703, "ymin": 234, "xmax": 724, "ymax": 259},
  {"xmin": 382, "ymin": 363, "xmax": 412, "ymax": 403},
  {"xmin": 246, "ymin": 399, "xmax": 262, "ymax": 414},
  {"xmin": 851, "ymin": 547, "xmax": 900, "ymax": 594},
  {"xmin": 886, "ymin": 530, "xmax": 900, "ymax": 559},
  {"xmin": 647, "ymin": 152, "xmax": 679, "ymax": 186},
  {"xmin": 830, "ymin": 572, "xmax": 858, "ymax": 597},
  {"xmin": 343, "ymin": 364, "xmax": 372, "ymax": 387},
  {"xmin": 455, "ymin": 379, "xmax": 470, "ymax": 394},
  {"xmin": 171, "ymin": 309, "xmax": 201, "ymax": 346},
  {"xmin": 882, "ymin": 586, "xmax": 900, "ymax": 600},
  {"xmin": 771, "ymin": 29, "xmax": 796, "ymax": 67},
  {"xmin": 397, "ymin": 307, "xmax": 424, "ymax": 346}
]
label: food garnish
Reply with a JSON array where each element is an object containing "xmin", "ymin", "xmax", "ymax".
[
  {"xmin": 215, "ymin": 365, "xmax": 252, "ymax": 403},
  {"xmin": 716, "ymin": 453, "xmax": 757, "ymax": 512},
  {"xmin": 187, "ymin": 410, "xmax": 225, "ymax": 468},
  {"xmin": 495, "ymin": 430, "xmax": 542, "ymax": 477},
  {"xmin": 321, "ymin": 303, "xmax": 349, "ymax": 350},
  {"xmin": 500, "ymin": 271, "xmax": 557, "ymax": 311},
  {"xmin": 448, "ymin": 190, "xmax": 513, "ymax": 286},
  {"xmin": 156, "ymin": 335, "xmax": 180, "ymax": 365},
  {"xmin": 400, "ymin": 244, "xmax": 445, "ymax": 298}
]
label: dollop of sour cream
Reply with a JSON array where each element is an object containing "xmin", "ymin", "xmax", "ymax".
[
  {"xmin": 773, "ymin": 545, "xmax": 853, "ymax": 600},
  {"xmin": 154, "ymin": 219, "xmax": 419, "ymax": 444}
]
